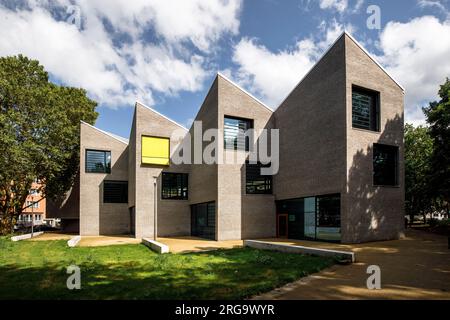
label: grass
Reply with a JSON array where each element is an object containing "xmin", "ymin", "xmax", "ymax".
[{"xmin": 0, "ymin": 236, "xmax": 335, "ymax": 300}]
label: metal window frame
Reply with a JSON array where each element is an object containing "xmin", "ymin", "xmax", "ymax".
[{"xmin": 85, "ymin": 149, "xmax": 111, "ymax": 174}]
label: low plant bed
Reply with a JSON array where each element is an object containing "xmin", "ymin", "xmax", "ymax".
[{"xmin": 0, "ymin": 237, "xmax": 335, "ymax": 299}]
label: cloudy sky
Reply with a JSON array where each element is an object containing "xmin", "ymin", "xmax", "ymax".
[{"xmin": 1, "ymin": 0, "xmax": 449, "ymax": 138}]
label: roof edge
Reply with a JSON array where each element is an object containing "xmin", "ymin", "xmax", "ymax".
[
  {"xmin": 344, "ymin": 31, "xmax": 405, "ymax": 93},
  {"xmin": 80, "ymin": 120, "xmax": 129, "ymax": 145},
  {"xmin": 276, "ymin": 30, "xmax": 405, "ymax": 110},
  {"xmin": 217, "ymin": 72, "xmax": 274, "ymax": 112},
  {"xmin": 135, "ymin": 101, "xmax": 189, "ymax": 131}
]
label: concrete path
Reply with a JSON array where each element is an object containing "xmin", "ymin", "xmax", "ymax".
[
  {"xmin": 157, "ymin": 236, "xmax": 243, "ymax": 253},
  {"xmin": 253, "ymin": 230, "xmax": 450, "ymax": 300},
  {"xmin": 78, "ymin": 235, "xmax": 141, "ymax": 247},
  {"xmin": 27, "ymin": 232, "xmax": 73, "ymax": 241}
]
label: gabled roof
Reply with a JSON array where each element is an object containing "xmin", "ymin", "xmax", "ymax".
[
  {"xmin": 135, "ymin": 101, "xmax": 189, "ymax": 131},
  {"xmin": 217, "ymin": 72, "xmax": 274, "ymax": 112},
  {"xmin": 276, "ymin": 30, "xmax": 405, "ymax": 110},
  {"xmin": 344, "ymin": 31, "xmax": 404, "ymax": 92},
  {"xmin": 80, "ymin": 120, "xmax": 129, "ymax": 145}
]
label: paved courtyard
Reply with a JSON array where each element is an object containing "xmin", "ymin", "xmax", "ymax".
[{"xmin": 253, "ymin": 230, "xmax": 450, "ymax": 300}]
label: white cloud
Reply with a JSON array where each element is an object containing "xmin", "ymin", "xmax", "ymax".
[
  {"xmin": 417, "ymin": 0, "xmax": 447, "ymax": 12},
  {"xmin": 231, "ymin": 20, "xmax": 348, "ymax": 106},
  {"xmin": 231, "ymin": 14, "xmax": 450, "ymax": 127},
  {"xmin": 0, "ymin": 0, "xmax": 242, "ymax": 107},
  {"xmin": 377, "ymin": 16, "xmax": 450, "ymax": 125},
  {"xmin": 319, "ymin": 0, "xmax": 348, "ymax": 13}
]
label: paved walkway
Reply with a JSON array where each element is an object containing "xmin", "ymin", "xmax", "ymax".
[
  {"xmin": 78, "ymin": 235, "xmax": 141, "ymax": 247},
  {"xmin": 28, "ymin": 232, "xmax": 73, "ymax": 241},
  {"xmin": 157, "ymin": 236, "xmax": 243, "ymax": 253},
  {"xmin": 253, "ymin": 230, "xmax": 450, "ymax": 300}
]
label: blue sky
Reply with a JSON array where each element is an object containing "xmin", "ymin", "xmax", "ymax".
[{"xmin": 1, "ymin": 0, "xmax": 449, "ymax": 138}]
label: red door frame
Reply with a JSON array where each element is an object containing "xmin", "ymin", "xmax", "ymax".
[{"xmin": 276, "ymin": 214, "xmax": 288, "ymax": 238}]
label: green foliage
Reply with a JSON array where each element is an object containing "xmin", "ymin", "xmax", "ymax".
[
  {"xmin": 423, "ymin": 78, "xmax": 450, "ymax": 205},
  {"xmin": 0, "ymin": 55, "xmax": 98, "ymax": 234},
  {"xmin": 404, "ymin": 124, "xmax": 434, "ymax": 217},
  {"xmin": 0, "ymin": 240, "xmax": 334, "ymax": 299}
]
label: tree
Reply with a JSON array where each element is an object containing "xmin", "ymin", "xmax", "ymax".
[
  {"xmin": 0, "ymin": 55, "xmax": 98, "ymax": 234},
  {"xmin": 423, "ymin": 78, "xmax": 450, "ymax": 216},
  {"xmin": 404, "ymin": 124, "xmax": 434, "ymax": 224}
]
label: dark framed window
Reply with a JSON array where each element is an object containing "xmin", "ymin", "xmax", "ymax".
[
  {"xmin": 161, "ymin": 172, "xmax": 188, "ymax": 200},
  {"xmin": 352, "ymin": 86, "xmax": 380, "ymax": 131},
  {"xmin": 224, "ymin": 116, "xmax": 253, "ymax": 151},
  {"xmin": 373, "ymin": 144, "xmax": 399, "ymax": 186},
  {"xmin": 316, "ymin": 194, "xmax": 340, "ymax": 228},
  {"xmin": 246, "ymin": 162, "xmax": 272, "ymax": 194},
  {"xmin": 103, "ymin": 181, "xmax": 128, "ymax": 203},
  {"xmin": 86, "ymin": 149, "xmax": 111, "ymax": 173}
]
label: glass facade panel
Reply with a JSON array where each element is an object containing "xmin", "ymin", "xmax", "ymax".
[
  {"xmin": 277, "ymin": 194, "xmax": 341, "ymax": 242},
  {"xmin": 191, "ymin": 202, "xmax": 215, "ymax": 240}
]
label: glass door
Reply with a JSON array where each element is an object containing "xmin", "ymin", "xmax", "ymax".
[{"xmin": 277, "ymin": 214, "xmax": 288, "ymax": 238}]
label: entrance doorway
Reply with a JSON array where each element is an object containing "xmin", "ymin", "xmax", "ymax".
[
  {"xmin": 277, "ymin": 214, "xmax": 288, "ymax": 238},
  {"xmin": 191, "ymin": 202, "xmax": 216, "ymax": 240}
]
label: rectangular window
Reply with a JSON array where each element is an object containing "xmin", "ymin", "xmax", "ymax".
[
  {"xmin": 373, "ymin": 144, "xmax": 399, "ymax": 186},
  {"xmin": 103, "ymin": 181, "xmax": 128, "ymax": 203},
  {"xmin": 26, "ymin": 201, "xmax": 39, "ymax": 209},
  {"xmin": 142, "ymin": 136, "xmax": 170, "ymax": 165},
  {"xmin": 352, "ymin": 86, "xmax": 380, "ymax": 131},
  {"xmin": 86, "ymin": 149, "xmax": 111, "ymax": 173},
  {"xmin": 246, "ymin": 162, "xmax": 272, "ymax": 194},
  {"xmin": 161, "ymin": 173, "xmax": 188, "ymax": 200},
  {"xmin": 224, "ymin": 116, "xmax": 253, "ymax": 151}
]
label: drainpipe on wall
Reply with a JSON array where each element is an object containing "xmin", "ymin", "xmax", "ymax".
[{"xmin": 153, "ymin": 176, "xmax": 158, "ymax": 241}]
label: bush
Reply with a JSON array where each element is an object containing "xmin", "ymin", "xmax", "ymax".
[{"xmin": 429, "ymin": 218, "xmax": 439, "ymax": 227}]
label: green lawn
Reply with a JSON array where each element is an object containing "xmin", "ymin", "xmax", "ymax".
[{"xmin": 0, "ymin": 237, "xmax": 335, "ymax": 300}]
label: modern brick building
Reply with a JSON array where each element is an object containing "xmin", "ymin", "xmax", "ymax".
[{"xmin": 48, "ymin": 32, "xmax": 405, "ymax": 244}]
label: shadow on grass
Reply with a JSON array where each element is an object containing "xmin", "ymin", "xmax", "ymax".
[{"xmin": 0, "ymin": 244, "xmax": 335, "ymax": 300}]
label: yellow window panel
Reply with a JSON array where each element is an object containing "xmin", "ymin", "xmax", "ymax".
[{"xmin": 142, "ymin": 136, "xmax": 170, "ymax": 165}]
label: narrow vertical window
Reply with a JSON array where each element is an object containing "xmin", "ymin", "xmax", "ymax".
[
  {"xmin": 373, "ymin": 144, "xmax": 399, "ymax": 186},
  {"xmin": 352, "ymin": 86, "xmax": 380, "ymax": 131}
]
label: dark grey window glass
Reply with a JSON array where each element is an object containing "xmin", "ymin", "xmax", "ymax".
[
  {"xmin": 246, "ymin": 162, "xmax": 272, "ymax": 194},
  {"xmin": 161, "ymin": 173, "xmax": 188, "ymax": 200},
  {"xmin": 103, "ymin": 181, "xmax": 128, "ymax": 203},
  {"xmin": 191, "ymin": 202, "xmax": 215, "ymax": 240},
  {"xmin": 224, "ymin": 116, "xmax": 253, "ymax": 151},
  {"xmin": 86, "ymin": 150, "xmax": 111, "ymax": 173},
  {"xmin": 373, "ymin": 144, "xmax": 399, "ymax": 186},
  {"xmin": 316, "ymin": 195, "xmax": 340, "ymax": 228},
  {"xmin": 352, "ymin": 86, "xmax": 380, "ymax": 131}
]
